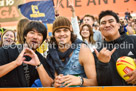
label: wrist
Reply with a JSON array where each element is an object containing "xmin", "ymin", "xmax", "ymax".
[
  {"xmin": 71, "ymin": 9, "xmax": 75, "ymax": 12},
  {"xmin": 35, "ymin": 62, "xmax": 42, "ymax": 69},
  {"xmin": 79, "ymin": 76, "xmax": 84, "ymax": 86},
  {"xmin": 14, "ymin": 60, "xmax": 20, "ymax": 67}
]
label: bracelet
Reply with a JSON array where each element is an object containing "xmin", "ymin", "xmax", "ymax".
[
  {"xmin": 35, "ymin": 62, "xmax": 42, "ymax": 69},
  {"xmin": 79, "ymin": 76, "xmax": 84, "ymax": 86}
]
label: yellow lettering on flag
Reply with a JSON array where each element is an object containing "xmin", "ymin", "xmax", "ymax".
[{"xmin": 30, "ymin": 5, "xmax": 45, "ymax": 18}]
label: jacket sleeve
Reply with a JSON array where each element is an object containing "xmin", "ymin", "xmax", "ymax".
[{"xmin": 93, "ymin": 52, "xmax": 112, "ymax": 86}]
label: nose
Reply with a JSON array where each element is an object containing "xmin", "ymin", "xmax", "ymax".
[
  {"xmin": 60, "ymin": 31, "xmax": 65, "ymax": 36},
  {"xmin": 33, "ymin": 33, "xmax": 38, "ymax": 39},
  {"xmin": 105, "ymin": 22, "xmax": 110, "ymax": 26}
]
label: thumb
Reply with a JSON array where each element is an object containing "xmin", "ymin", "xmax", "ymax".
[
  {"xmin": 94, "ymin": 48, "xmax": 99, "ymax": 57},
  {"xmin": 23, "ymin": 61, "xmax": 31, "ymax": 65},
  {"xmin": 124, "ymin": 71, "xmax": 132, "ymax": 77},
  {"xmin": 59, "ymin": 74, "xmax": 63, "ymax": 77}
]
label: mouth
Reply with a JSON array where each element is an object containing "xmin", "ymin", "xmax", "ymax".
[
  {"xmin": 5, "ymin": 39, "xmax": 13, "ymax": 42},
  {"xmin": 31, "ymin": 40, "xmax": 38, "ymax": 44},
  {"xmin": 59, "ymin": 37, "xmax": 66, "ymax": 41},
  {"xmin": 104, "ymin": 27, "xmax": 112, "ymax": 31},
  {"xmin": 30, "ymin": 40, "xmax": 40, "ymax": 46},
  {"xmin": 29, "ymin": 40, "xmax": 40, "ymax": 49}
]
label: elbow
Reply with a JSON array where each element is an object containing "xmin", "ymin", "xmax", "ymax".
[{"xmin": 43, "ymin": 78, "xmax": 53, "ymax": 87}]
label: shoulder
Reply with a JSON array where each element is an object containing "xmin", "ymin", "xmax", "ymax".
[
  {"xmin": 126, "ymin": 35, "xmax": 136, "ymax": 42},
  {"xmin": 79, "ymin": 44, "xmax": 95, "ymax": 65},
  {"xmin": 79, "ymin": 43, "xmax": 93, "ymax": 59}
]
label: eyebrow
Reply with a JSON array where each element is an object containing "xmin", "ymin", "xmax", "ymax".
[
  {"xmin": 101, "ymin": 19, "xmax": 114, "ymax": 23},
  {"xmin": 108, "ymin": 19, "xmax": 114, "ymax": 21}
]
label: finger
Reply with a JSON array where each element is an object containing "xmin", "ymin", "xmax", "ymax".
[
  {"xmin": 25, "ymin": 48, "xmax": 35, "ymax": 55},
  {"xmin": 24, "ymin": 53, "xmax": 32, "ymax": 58},
  {"xmin": 23, "ymin": 61, "xmax": 31, "ymax": 65},
  {"xmin": 67, "ymin": 0, "xmax": 70, "ymax": 3},
  {"xmin": 124, "ymin": 71, "xmax": 133, "ymax": 77},
  {"xmin": 55, "ymin": 79, "xmax": 61, "ymax": 84},
  {"xmin": 20, "ymin": 48, "xmax": 26, "ymax": 57},
  {"xmin": 63, "ymin": 80, "xmax": 71, "ymax": 86},
  {"xmin": 133, "ymin": 80, "xmax": 136, "ymax": 85},
  {"xmin": 72, "ymin": 0, "xmax": 74, "ymax": 4},
  {"xmin": 64, "ymin": 82, "xmax": 72, "ymax": 87},
  {"xmin": 59, "ymin": 0, "xmax": 63, "ymax": 5},
  {"xmin": 101, "ymin": 47, "xmax": 107, "ymax": 52},
  {"xmin": 56, "ymin": 0, "xmax": 59, "ymax": 6},
  {"xmin": 111, "ymin": 47, "xmax": 116, "ymax": 54},
  {"xmin": 94, "ymin": 48, "xmax": 99, "ymax": 57},
  {"xmin": 104, "ymin": 50, "xmax": 110, "ymax": 54},
  {"xmin": 59, "ymin": 74, "xmax": 64, "ymax": 77},
  {"xmin": 22, "ymin": 57, "xmax": 26, "ymax": 62},
  {"xmin": 126, "ymin": 76, "xmax": 134, "ymax": 83},
  {"xmin": 54, "ymin": 82, "xmax": 61, "ymax": 87},
  {"xmin": 60, "ymin": 77, "xmax": 71, "ymax": 83}
]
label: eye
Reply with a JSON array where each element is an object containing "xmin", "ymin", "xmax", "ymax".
[
  {"xmin": 109, "ymin": 19, "xmax": 114, "ymax": 23},
  {"xmin": 55, "ymin": 29, "xmax": 61, "ymax": 33},
  {"xmin": 64, "ymin": 29, "xmax": 69, "ymax": 32},
  {"xmin": 100, "ymin": 21, "xmax": 106, "ymax": 25},
  {"xmin": 38, "ymin": 33, "xmax": 42, "ymax": 36},
  {"xmin": 5, "ymin": 34, "xmax": 9, "ymax": 37},
  {"xmin": 30, "ymin": 31, "xmax": 35, "ymax": 34}
]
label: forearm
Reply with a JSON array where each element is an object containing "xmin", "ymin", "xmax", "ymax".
[
  {"xmin": 72, "ymin": 10, "xmax": 76, "ymax": 18},
  {"xmin": 71, "ymin": 17, "xmax": 82, "ymax": 40},
  {"xmin": 37, "ymin": 64, "xmax": 53, "ymax": 87},
  {"xmin": 83, "ymin": 77, "xmax": 97, "ymax": 86},
  {"xmin": 0, "ymin": 60, "xmax": 18, "ymax": 77}
]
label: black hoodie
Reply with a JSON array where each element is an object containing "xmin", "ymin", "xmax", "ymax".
[{"xmin": 94, "ymin": 34, "xmax": 136, "ymax": 86}]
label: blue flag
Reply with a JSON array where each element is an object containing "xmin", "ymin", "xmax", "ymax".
[{"xmin": 18, "ymin": 0, "xmax": 55, "ymax": 23}]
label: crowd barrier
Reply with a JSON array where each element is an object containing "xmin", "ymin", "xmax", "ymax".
[{"xmin": 0, "ymin": 86, "xmax": 136, "ymax": 91}]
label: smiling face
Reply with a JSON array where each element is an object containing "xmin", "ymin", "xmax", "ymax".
[
  {"xmin": 2, "ymin": 31, "xmax": 15, "ymax": 46},
  {"xmin": 54, "ymin": 28, "xmax": 72, "ymax": 46},
  {"xmin": 81, "ymin": 25, "xmax": 90, "ymax": 39},
  {"xmin": 24, "ymin": 29, "xmax": 43, "ymax": 50},
  {"xmin": 99, "ymin": 15, "xmax": 120, "ymax": 41}
]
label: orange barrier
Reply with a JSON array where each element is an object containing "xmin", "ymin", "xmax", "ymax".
[{"xmin": 0, "ymin": 86, "xmax": 136, "ymax": 91}]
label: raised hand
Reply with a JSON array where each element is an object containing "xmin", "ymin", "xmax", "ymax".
[
  {"xmin": 68, "ymin": 0, "xmax": 74, "ymax": 12},
  {"xmin": 54, "ymin": 0, "xmax": 62, "ymax": 15},
  {"xmin": 94, "ymin": 47, "xmax": 116, "ymax": 63}
]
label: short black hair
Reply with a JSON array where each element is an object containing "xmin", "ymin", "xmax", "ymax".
[
  {"xmin": 99, "ymin": 10, "xmax": 119, "ymax": 23},
  {"xmin": 23, "ymin": 21, "xmax": 47, "ymax": 43}
]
